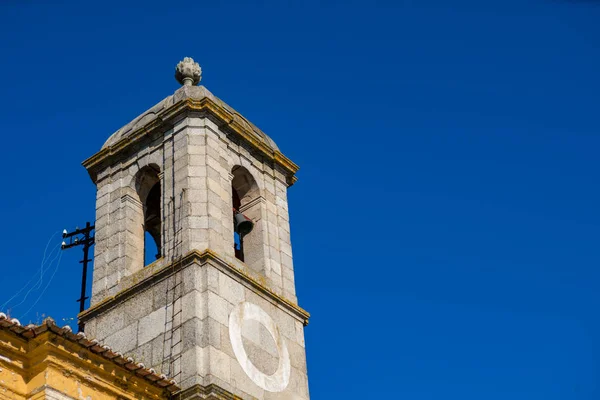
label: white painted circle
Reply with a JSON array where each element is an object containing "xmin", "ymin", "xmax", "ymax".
[{"xmin": 228, "ymin": 302, "xmax": 290, "ymax": 392}]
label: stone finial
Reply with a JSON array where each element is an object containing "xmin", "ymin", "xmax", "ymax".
[{"xmin": 175, "ymin": 57, "xmax": 202, "ymax": 86}]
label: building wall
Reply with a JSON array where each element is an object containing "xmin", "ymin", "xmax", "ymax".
[
  {"xmin": 83, "ymin": 95, "xmax": 309, "ymax": 399},
  {"xmin": 90, "ymin": 115, "xmax": 297, "ymax": 306},
  {"xmin": 0, "ymin": 329, "xmax": 170, "ymax": 400},
  {"xmin": 82, "ymin": 252, "xmax": 309, "ymax": 400}
]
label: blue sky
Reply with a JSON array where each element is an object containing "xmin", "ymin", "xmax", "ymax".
[{"xmin": 0, "ymin": 0, "xmax": 599, "ymax": 398}]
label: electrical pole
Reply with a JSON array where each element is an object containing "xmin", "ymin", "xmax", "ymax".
[{"xmin": 61, "ymin": 222, "xmax": 95, "ymax": 333}]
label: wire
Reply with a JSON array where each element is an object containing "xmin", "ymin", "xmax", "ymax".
[
  {"xmin": 7, "ymin": 243, "xmax": 62, "ymax": 311},
  {"xmin": 0, "ymin": 231, "xmax": 61, "ymax": 311},
  {"xmin": 21, "ymin": 249, "xmax": 63, "ymax": 319}
]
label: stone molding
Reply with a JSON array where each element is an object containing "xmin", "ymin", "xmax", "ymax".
[
  {"xmin": 82, "ymin": 98, "xmax": 299, "ymax": 186},
  {"xmin": 174, "ymin": 384, "xmax": 243, "ymax": 400},
  {"xmin": 121, "ymin": 193, "xmax": 143, "ymax": 208},
  {"xmin": 78, "ymin": 249, "xmax": 310, "ymax": 327},
  {"xmin": 238, "ymin": 196, "xmax": 266, "ymax": 213}
]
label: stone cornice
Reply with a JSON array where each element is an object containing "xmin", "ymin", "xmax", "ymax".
[
  {"xmin": 174, "ymin": 383, "xmax": 243, "ymax": 400},
  {"xmin": 78, "ymin": 249, "xmax": 310, "ymax": 326},
  {"xmin": 82, "ymin": 97, "xmax": 299, "ymax": 186}
]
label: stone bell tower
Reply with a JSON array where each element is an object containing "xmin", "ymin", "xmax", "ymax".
[{"xmin": 79, "ymin": 58, "xmax": 310, "ymax": 400}]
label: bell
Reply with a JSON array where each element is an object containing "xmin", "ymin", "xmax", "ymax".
[{"xmin": 234, "ymin": 211, "xmax": 254, "ymax": 237}]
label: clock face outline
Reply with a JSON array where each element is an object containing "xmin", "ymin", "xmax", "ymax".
[{"xmin": 228, "ymin": 302, "xmax": 291, "ymax": 392}]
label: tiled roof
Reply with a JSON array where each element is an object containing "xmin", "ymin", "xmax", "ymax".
[{"xmin": 0, "ymin": 313, "xmax": 179, "ymax": 393}]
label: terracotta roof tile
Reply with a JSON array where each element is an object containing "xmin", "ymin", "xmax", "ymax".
[{"xmin": 0, "ymin": 313, "xmax": 178, "ymax": 393}]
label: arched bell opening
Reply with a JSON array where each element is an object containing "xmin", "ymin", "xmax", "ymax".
[
  {"xmin": 232, "ymin": 187, "xmax": 244, "ymax": 260},
  {"xmin": 143, "ymin": 181, "xmax": 162, "ymax": 264},
  {"xmin": 231, "ymin": 166, "xmax": 263, "ymax": 270},
  {"xmin": 133, "ymin": 165, "xmax": 162, "ymax": 267}
]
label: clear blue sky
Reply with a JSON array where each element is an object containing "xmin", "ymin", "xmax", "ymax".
[{"xmin": 0, "ymin": 1, "xmax": 598, "ymax": 398}]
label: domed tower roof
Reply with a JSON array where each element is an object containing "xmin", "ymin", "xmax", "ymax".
[
  {"xmin": 84, "ymin": 57, "xmax": 297, "ymax": 185},
  {"xmin": 101, "ymin": 85, "xmax": 280, "ymax": 152}
]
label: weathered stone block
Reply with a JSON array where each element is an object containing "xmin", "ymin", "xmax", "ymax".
[
  {"xmin": 138, "ymin": 308, "xmax": 166, "ymax": 345},
  {"xmin": 182, "ymin": 317, "xmax": 207, "ymax": 351},
  {"xmin": 207, "ymin": 291, "xmax": 231, "ymax": 326},
  {"xmin": 219, "ymin": 272, "xmax": 245, "ymax": 305},
  {"xmin": 104, "ymin": 322, "xmax": 138, "ymax": 354},
  {"xmin": 208, "ymin": 346, "xmax": 231, "ymax": 383}
]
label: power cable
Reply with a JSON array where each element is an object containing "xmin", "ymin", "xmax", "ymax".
[
  {"xmin": 8, "ymin": 243, "xmax": 62, "ymax": 311},
  {"xmin": 0, "ymin": 231, "xmax": 61, "ymax": 311},
  {"xmin": 21, "ymin": 249, "xmax": 64, "ymax": 319}
]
